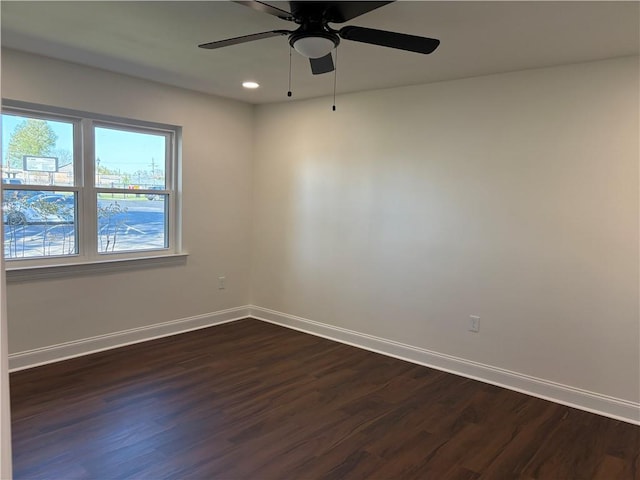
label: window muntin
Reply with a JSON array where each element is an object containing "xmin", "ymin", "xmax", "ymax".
[{"xmin": 1, "ymin": 105, "xmax": 179, "ymax": 266}]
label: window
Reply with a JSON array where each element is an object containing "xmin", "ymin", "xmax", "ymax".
[{"xmin": 2, "ymin": 102, "xmax": 180, "ymax": 268}]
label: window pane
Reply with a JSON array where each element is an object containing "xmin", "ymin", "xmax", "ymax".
[
  {"xmin": 95, "ymin": 127, "xmax": 166, "ymax": 188},
  {"xmin": 3, "ymin": 190, "xmax": 77, "ymax": 259},
  {"xmin": 1, "ymin": 113, "xmax": 75, "ymax": 187},
  {"xmin": 98, "ymin": 193, "xmax": 168, "ymax": 253}
]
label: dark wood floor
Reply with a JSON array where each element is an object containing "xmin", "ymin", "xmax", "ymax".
[{"xmin": 10, "ymin": 319, "xmax": 639, "ymax": 480}]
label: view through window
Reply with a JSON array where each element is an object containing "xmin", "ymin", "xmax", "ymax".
[
  {"xmin": 95, "ymin": 126, "xmax": 169, "ymax": 253},
  {"xmin": 2, "ymin": 106, "xmax": 178, "ymax": 265}
]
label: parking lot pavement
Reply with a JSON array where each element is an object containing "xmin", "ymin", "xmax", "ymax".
[{"xmin": 4, "ymin": 198, "xmax": 168, "ymax": 258}]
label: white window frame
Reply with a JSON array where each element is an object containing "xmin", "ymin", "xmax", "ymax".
[{"xmin": 2, "ymin": 100, "xmax": 183, "ymax": 275}]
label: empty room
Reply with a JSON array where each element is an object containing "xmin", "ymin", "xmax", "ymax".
[{"xmin": 0, "ymin": 1, "xmax": 638, "ymax": 479}]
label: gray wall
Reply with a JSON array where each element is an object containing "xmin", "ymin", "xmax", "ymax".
[
  {"xmin": 251, "ymin": 57, "xmax": 640, "ymax": 404},
  {"xmin": 3, "ymin": 49, "xmax": 254, "ymax": 352}
]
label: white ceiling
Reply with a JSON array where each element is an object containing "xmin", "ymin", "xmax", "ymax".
[{"xmin": 2, "ymin": 1, "xmax": 638, "ymax": 104}]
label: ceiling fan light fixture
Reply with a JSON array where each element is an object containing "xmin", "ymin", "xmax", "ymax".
[{"xmin": 290, "ymin": 34, "xmax": 338, "ymax": 58}]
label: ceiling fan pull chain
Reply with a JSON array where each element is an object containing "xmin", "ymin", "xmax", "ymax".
[
  {"xmin": 332, "ymin": 47, "xmax": 338, "ymax": 111},
  {"xmin": 288, "ymin": 46, "xmax": 293, "ymax": 98}
]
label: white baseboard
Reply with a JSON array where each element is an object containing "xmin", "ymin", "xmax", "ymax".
[
  {"xmin": 250, "ymin": 306, "xmax": 640, "ymax": 426},
  {"xmin": 9, "ymin": 304, "xmax": 639, "ymax": 425},
  {"xmin": 9, "ymin": 306, "xmax": 251, "ymax": 372}
]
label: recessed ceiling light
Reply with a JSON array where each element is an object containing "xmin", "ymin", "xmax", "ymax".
[{"xmin": 242, "ymin": 81, "xmax": 260, "ymax": 89}]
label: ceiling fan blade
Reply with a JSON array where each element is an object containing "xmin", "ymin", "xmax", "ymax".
[
  {"xmin": 321, "ymin": 1, "xmax": 394, "ymax": 23},
  {"xmin": 339, "ymin": 26, "xmax": 440, "ymax": 54},
  {"xmin": 199, "ymin": 30, "xmax": 290, "ymax": 49},
  {"xmin": 289, "ymin": 1, "xmax": 392, "ymax": 23},
  {"xmin": 234, "ymin": 1, "xmax": 293, "ymax": 20},
  {"xmin": 309, "ymin": 53, "xmax": 334, "ymax": 75}
]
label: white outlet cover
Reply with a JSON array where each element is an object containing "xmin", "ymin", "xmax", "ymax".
[{"xmin": 469, "ymin": 315, "xmax": 480, "ymax": 332}]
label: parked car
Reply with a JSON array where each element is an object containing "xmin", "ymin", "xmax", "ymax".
[
  {"xmin": 2, "ymin": 178, "xmax": 23, "ymax": 185},
  {"xmin": 146, "ymin": 185, "xmax": 164, "ymax": 200},
  {"xmin": 26, "ymin": 193, "xmax": 75, "ymax": 207},
  {"xmin": 3, "ymin": 189, "xmax": 40, "ymax": 203},
  {"xmin": 3, "ymin": 193, "xmax": 75, "ymax": 225}
]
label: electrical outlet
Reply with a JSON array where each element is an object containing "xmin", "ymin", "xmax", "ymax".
[
  {"xmin": 218, "ymin": 276, "xmax": 226, "ymax": 290},
  {"xmin": 469, "ymin": 315, "xmax": 480, "ymax": 333}
]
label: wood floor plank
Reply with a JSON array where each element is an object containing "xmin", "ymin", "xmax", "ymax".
[{"xmin": 10, "ymin": 318, "xmax": 640, "ymax": 479}]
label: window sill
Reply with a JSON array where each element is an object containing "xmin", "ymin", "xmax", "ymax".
[{"xmin": 5, "ymin": 252, "xmax": 188, "ymax": 282}]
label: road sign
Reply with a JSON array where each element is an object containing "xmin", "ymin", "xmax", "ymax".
[{"xmin": 23, "ymin": 155, "xmax": 58, "ymax": 172}]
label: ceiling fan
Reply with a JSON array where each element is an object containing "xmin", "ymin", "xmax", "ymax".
[{"xmin": 198, "ymin": 1, "xmax": 440, "ymax": 75}]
